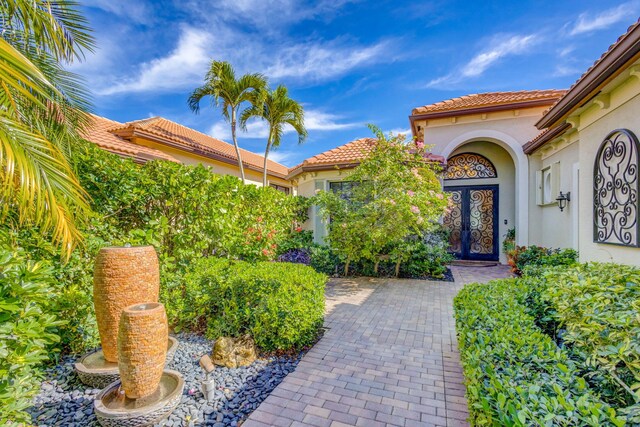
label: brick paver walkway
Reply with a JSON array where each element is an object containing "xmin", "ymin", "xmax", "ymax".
[{"xmin": 244, "ymin": 266, "xmax": 511, "ymax": 427}]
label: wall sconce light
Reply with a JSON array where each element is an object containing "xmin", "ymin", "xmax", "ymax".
[{"xmin": 556, "ymin": 191, "xmax": 571, "ymax": 212}]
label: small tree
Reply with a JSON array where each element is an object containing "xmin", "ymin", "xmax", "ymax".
[
  {"xmin": 188, "ymin": 61, "xmax": 267, "ymax": 184},
  {"xmin": 316, "ymin": 126, "xmax": 448, "ymax": 275}
]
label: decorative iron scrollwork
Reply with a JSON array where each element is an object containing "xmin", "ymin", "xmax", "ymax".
[
  {"xmin": 593, "ymin": 129, "xmax": 640, "ymax": 247},
  {"xmin": 469, "ymin": 189, "xmax": 495, "ymax": 254},
  {"xmin": 445, "ymin": 153, "xmax": 497, "ymax": 180}
]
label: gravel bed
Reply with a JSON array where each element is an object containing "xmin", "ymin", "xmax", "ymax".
[{"xmin": 27, "ymin": 334, "xmax": 302, "ymax": 427}]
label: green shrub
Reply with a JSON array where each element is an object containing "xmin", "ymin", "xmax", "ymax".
[
  {"xmin": 509, "ymin": 245, "xmax": 578, "ymax": 275},
  {"xmin": 454, "ymin": 278, "xmax": 624, "ymax": 426},
  {"xmin": 0, "ymin": 243, "xmax": 63, "ymax": 425},
  {"xmin": 167, "ymin": 257, "xmax": 326, "ymax": 351},
  {"xmin": 540, "ymin": 264, "xmax": 640, "ymax": 413}
]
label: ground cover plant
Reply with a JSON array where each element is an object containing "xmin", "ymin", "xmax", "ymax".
[
  {"xmin": 315, "ymin": 126, "xmax": 450, "ymax": 276},
  {"xmin": 454, "ymin": 262, "xmax": 640, "ymax": 425}
]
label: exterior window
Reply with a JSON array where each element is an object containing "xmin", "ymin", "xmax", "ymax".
[
  {"xmin": 594, "ymin": 129, "xmax": 639, "ymax": 246},
  {"xmin": 536, "ymin": 162, "xmax": 560, "ymax": 206},
  {"xmin": 329, "ymin": 181, "xmax": 356, "ymax": 200},
  {"xmin": 444, "ymin": 153, "xmax": 497, "ymax": 180},
  {"xmin": 269, "ymin": 184, "xmax": 290, "ymax": 194}
]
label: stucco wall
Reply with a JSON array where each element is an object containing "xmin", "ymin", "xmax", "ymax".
[
  {"xmin": 574, "ymin": 72, "xmax": 640, "ymax": 265},
  {"xmin": 444, "ymin": 142, "xmax": 515, "ymax": 263},
  {"xmin": 132, "ymin": 137, "xmax": 291, "ymax": 188},
  {"xmin": 528, "ymin": 141, "xmax": 580, "ymax": 249}
]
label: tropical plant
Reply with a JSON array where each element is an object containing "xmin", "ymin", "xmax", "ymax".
[
  {"xmin": 0, "ymin": 0, "xmax": 94, "ymax": 254},
  {"xmin": 315, "ymin": 126, "xmax": 448, "ymax": 275},
  {"xmin": 241, "ymin": 85, "xmax": 307, "ymax": 187},
  {"xmin": 188, "ymin": 60, "xmax": 267, "ymax": 183},
  {"xmin": 0, "ymin": 240, "xmax": 64, "ymax": 425}
]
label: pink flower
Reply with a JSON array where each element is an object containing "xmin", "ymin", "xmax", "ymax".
[
  {"xmin": 411, "ymin": 168, "xmax": 420, "ymax": 178},
  {"xmin": 415, "ymin": 140, "xmax": 425, "ymax": 149},
  {"xmin": 407, "ymin": 190, "xmax": 415, "ymax": 197},
  {"xmin": 389, "ymin": 199, "xmax": 396, "ymax": 205},
  {"xmin": 410, "ymin": 205, "xmax": 420, "ymax": 214},
  {"xmin": 436, "ymin": 193, "xmax": 444, "ymax": 199}
]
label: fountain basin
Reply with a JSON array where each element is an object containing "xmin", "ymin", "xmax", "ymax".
[
  {"xmin": 74, "ymin": 337, "xmax": 178, "ymax": 388},
  {"xmin": 94, "ymin": 369, "xmax": 184, "ymax": 427}
]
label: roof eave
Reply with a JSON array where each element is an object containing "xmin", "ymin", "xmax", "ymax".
[
  {"xmin": 523, "ymin": 122, "xmax": 572, "ymax": 155},
  {"xmin": 410, "ymin": 98, "xmax": 561, "ymax": 122},
  {"xmin": 112, "ymin": 127, "xmax": 287, "ymax": 179},
  {"xmin": 536, "ymin": 25, "xmax": 640, "ymax": 129},
  {"xmin": 287, "ymin": 162, "xmax": 360, "ymax": 180}
]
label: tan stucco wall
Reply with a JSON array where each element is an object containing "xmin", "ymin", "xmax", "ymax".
[
  {"xmin": 131, "ymin": 137, "xmax": 291, "ymax": 188},
  {"xmin": 444, "ymin": 142, "xmax": 515, "ymax": 263},
  {"xmin": 571, "ymin": 68, "xmax": 640, "ymax": 265},
  {"xmin": 528, "ymin": 140, "xmax": 580, "ymax": 249}
]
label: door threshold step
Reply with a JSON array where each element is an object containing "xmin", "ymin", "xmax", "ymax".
[{"xmin": 450, "ymin": 260, "xmax": 500, "ymax": 267}]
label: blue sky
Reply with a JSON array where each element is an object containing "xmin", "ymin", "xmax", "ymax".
[{"xmin": 76, "ymin": 0, "xmax": 638, "ymax": 167}]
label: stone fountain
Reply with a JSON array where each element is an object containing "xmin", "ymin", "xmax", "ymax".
[
  {"xmin": 74, "ymin": 246, "xmax": 178, "ymax": 388},
  {"xmin": 94, "ymin": 302, "xmax": 184, "ymax": 426}
]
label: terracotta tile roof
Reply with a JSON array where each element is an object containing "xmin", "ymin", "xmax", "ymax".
[
  {"xmin": 287, "ymin": 138, "xmax": 376, "ymax": 178},
  {"xmin": 537, "ymin": 18, "xmax": 640, "ymax": 128},
  {"xmin": 81, "ymin": 115, "xmax": 179, "ymax": 163},
  {"xmin": 110, "ymin": 117, "xmax": 288, "ymax": 177},
  {"xmin": 287, "ymin": 138, "xmax": 445, "ymax": 179},
  {"xmin": 411, "ymin": 89, "xmax": 567, "ymax": 116}
]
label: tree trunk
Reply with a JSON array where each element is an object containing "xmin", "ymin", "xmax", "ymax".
[
  {"xmin": 374, "ymin": 258, "xmax": 379, "ymax": 275},
  {"xmin": 263, "ymin": 142, "xmax": 270, "ymax": 188},
  {"xmin": 231, "ymin": 110, "xmax": 246, "ymax": 184},
  {"xmin": 344, "ymin": 257, "xmax": 351, "ymax": 276},
  {"xmin": 395, "ymin": 260, "xmax": 401, "ymax": 277}
]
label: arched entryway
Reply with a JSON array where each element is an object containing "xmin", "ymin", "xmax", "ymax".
[{"xmin": 442, "ymin": 141, "xmax": 517, "ymax": 263}]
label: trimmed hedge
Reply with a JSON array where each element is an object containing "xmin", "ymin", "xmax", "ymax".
[
  {"xmin": 165, "ymin": 257, "xmax": 326, "ymax": 351},
  {"xmin": 454, "ymin": 278, "xmax": 624, "ymax": 426},
  {"xmin": 540, "ymin": 264, "xmax": 640, "ymax": 415}
]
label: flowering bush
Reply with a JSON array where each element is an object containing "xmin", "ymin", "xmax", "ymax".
[{"xmin": 315, "ymin": 125, "xmax": 449, "ymax": 275}]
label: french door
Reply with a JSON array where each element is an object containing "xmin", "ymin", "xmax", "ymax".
[{"xmin": 443, "ymin": 185, "xmax": 499, "ymax": 261}]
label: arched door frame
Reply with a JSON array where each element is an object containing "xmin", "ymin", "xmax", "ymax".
[{"xmin": 442, "ymin": 130, "xmax": 529, "ymax": 246}]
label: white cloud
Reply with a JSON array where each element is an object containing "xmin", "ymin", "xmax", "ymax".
[
  {"xmin": 305, "ymin": 110, "xmax": 359, "ymax": 131},
  {"xmin": 265, "ymin": 39, "xmax": 392, "ymax": 81},
  {"xmin": 97, "ymin": 27, "xmax": 212, "ymax": 95},
  {"xmin": 386, "ymin": 128, "xmax": 411, "ymax": 136},
  {"xmin": 427, "ymin": 34, "xmax": 539, "ymax": 87},
  {"xmin": 570, "ymin": 3, "xmax": 637, "ymax": 35},
  {"xmin": 208, "ymin": 110, "xmax": 358, "ymax": 141},
  {"xmin": 268, "ymin": 150, "xmax": 298, "ymax": 165}
]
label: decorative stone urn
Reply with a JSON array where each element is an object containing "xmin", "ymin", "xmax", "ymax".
[
  {"xmin": 118, "ymin": 303, "xmax": 168, "ymax": 400},
  {"xmin": 93, "ymin": 246, "xmax": 160, "ymax": 362}
]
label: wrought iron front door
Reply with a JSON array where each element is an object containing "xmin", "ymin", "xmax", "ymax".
[{"xmin": 442, "ymin": 185, "xmax": 499, "ymax": 260}]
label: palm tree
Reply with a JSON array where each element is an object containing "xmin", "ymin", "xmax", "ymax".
[
  {"xmin": 188, "ymin": 61, "xmax": 267, "ymax": 184},
  {"xmin": 1, "ymin": 0, "xmax": 94, "ymax": 255},
  {"xmin": 241, "ymin": 85, "xmax": 307, "ymax": 188}
]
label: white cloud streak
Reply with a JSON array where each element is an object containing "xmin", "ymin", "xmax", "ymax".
[
  {"xmin": 427, "ymin": 34, "xmax": 539, "ymax": 87},
  {"xmin": 570, "ymin": 2, "xmax": 637, "ymax": 35},
  {"xmin": 208, "ymin": 110, "xmax": 359, "ymax": 141},
  {"xmin": 97, "ymin": 27, "xmax": 211, "ymax": 95}
]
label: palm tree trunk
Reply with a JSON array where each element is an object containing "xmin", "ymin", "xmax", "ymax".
[
  {"xmin": 231, "ymin": 109, "xmax": 246, "ymax": 183},
  {"xmin": 263, "ymin": 142, "xmax": 270, "ymax": 188}
]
